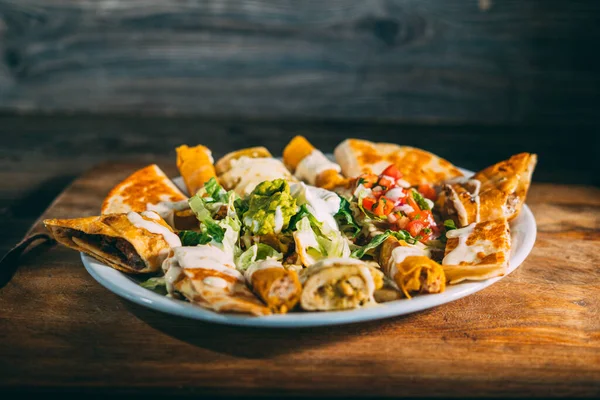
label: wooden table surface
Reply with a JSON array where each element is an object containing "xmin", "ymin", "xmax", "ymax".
[{"xmin": 1, "ymin": 161, "xmax": 598, "ymax": 398}]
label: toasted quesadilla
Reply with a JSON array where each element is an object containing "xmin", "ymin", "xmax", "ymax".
[
  {"xmin": 244, "ymin": 259, "xmax": 302, "ymax": 313},
  {"xmin": 44, "ymin": 211, "xmax": 181, "ymax": 274},
  {"xmin": 163, "ymin": 246, "xmax": 271, "ymax": 316},
  {"xmin": 283, "ymin": 135, "xmax": 347, "ymax": 190},
  {"xmin": 438, "ymin": 153, "xmax": 537, "ymax": 227},
  {"xmin": 101, "ymin": 164, "xmax": 196, "ymax": 230},
  {"xmin": 299, "ymin": 258, "xmax": 383, "ymax": 311},
  {"xmin": 442, "ymin": 218, "xmax": 511, "ymax": 284},
  {"xmin": 176, "ymin": 144, "xmax": 217, "ymax": 196},
  {"xmin": 215, "ymin": 147, "xmax": 296, "ymax": 196},
  {"xmin": 379, "ymin": 237, "xmax": 445, "ymax": 297},
  {"xmin": 334, "ymin": 139, "xmax": 463, "ymax": 185}
]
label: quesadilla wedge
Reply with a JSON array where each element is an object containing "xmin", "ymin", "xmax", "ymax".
[
  {"xmin": 44, "ymin": 211, "xmax": 181, "ymax": 274},
  {"xmin": 442, "ymin": 218, "xmax": 511, "ymax": 284},
  {"xmin": 379, "ymin": 237, "xmax": 445, "ymax": 297},
  {"xmin": 334, "ymin": 139, "xmax": 463, "ymax": 185},
  {"xmin": 283, "ymin": 135, "xmax": 347, "ymax": 190},
  {"xmin": 176, "ymin": 144, "xmax": 217, "ymax": 196},
  {"xmin": 299, "ymin": 258, "xmax": 383, "ymax": 311},
  {"xmin": 163, "ymin": 246, "xmax": 271, "ymax": 316},
  {"xmin": 101, "ymin": 164, "xmax": 196, "ymax": 230},
  {"xmin": 216, "ymin": 147, "xmax": 296, "ymax": 196},
  {"xmin": 438, "ymin": 153, "xmax": 537, "ymax": 227}
]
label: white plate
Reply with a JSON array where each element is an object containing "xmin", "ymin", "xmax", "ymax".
[{"xmin": 82, "ymin": 168, "xmax": 536, "ymax": 328}]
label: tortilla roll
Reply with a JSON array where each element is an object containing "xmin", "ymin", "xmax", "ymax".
[
  {"xmin": 380, "ymin": 237, "xmax": 445, "ymax": 298},
  {"xmin": 44, "ymin": 211, "xmax": 181, "ymax": 274},
  {"xmin": 215, "ymin": 147, "xmax": 296, "ymax": 196},
  {"xmin": 244, "ymin": 260, "xmax": 302, "ymax": 313},
  {"xmin": 176, "ymin": 144, "xmax": 217, "ymax": 196},
  {"xmin": 283, "ymin": 135, "xmax": 347, "ymax": 190},
  {"xmin": 442, "ymin": 218, "xmax": 510, "ymax": 284},
  {"xmin": 299, "ymin": 258, "xmax": 384, "ymax": 311},
  {"xmin": 439, "ymin": 153, "xmax": 537, "ymax": 227},
  {"xmin": 164, "ymin": 246, "xmax": 271, "ymax": 316}
]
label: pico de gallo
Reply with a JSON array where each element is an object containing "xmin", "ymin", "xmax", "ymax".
[{"xmin": 353, "ymin": 164, "xmax": 440, "ymax": 243}]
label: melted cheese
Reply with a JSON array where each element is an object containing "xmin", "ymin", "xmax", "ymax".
[
  {"xmin": 203, "ymin": 276, "xmax": 229, "ymax": 288},
  {"xmin": 127, "ymin": 211, "xmax": 182, "ymax": 248},
  {"xmin": 244, "ymin": 259, "xmax": 283, "ymax": 282},
  {"xmin": 295, "ymin": 150, "xmax": 341, "ymax": 185},
  {"xmin": 388, "ymin": 245, "xmax": 428, "ymax": 279}
]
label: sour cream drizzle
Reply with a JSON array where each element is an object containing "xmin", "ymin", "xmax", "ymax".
[
  {"xmin": 127, "ymin": 211, "xmax": 182, "ymax": 248},
  {"xmin": 146, "ymin": 199, "xmax": 190, "ymax": 228},
  {"xmin": 274, "ymin": 206, "xmax": 284, "ymax": 234},
  {"xmin": 295, "ymin": 150, "xmax": 341, "ymax": 186},
  {"xmin": 442, "ymin": 223, "xmax": 483, "ymax": 265}
]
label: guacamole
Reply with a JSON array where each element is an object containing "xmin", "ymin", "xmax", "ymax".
[{"xmin": 242, "ymin": 179, "xmax": 297, "ymax": 235}]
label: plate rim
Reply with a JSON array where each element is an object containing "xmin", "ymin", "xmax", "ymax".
[{"xmin": 81, "ymin": 167, "xmax": 537, "ymax": 328}]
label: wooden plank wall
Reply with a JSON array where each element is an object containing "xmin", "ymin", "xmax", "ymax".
[{"xmin": 1, "ymin": 0, "xmax": 599, "ymax": 124}]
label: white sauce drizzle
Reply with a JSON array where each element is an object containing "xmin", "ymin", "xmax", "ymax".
[
  {"xmin": 358, "ymin": 265, "xmax": 376, "ymax": 302},
  {"xmin": 203, "ymin": 276, "xmax": 229, "ymax": 288},
  {"xmin": 290, "ymin": 182, "xmax": 341, "ymax": 231},
  {"xmin": 146, "ymin": 199, "xmax": 190, "ymax": 228},
  {"xmin": 442, "ymin": 223, "xmax": 485, "ymax": 265},
  {"xmin": 295, "ymin": 150, "xmax": 341, "ymax": 186},
  {"xmin": 174, "ymin": 246, "xmax": 240, "ymax": 278},
  {"xmin": 127, "ymin": 211, "xmax": 182, "ymax": 248},
  {"xmin": 273, "ymin": 206, "xmax": 284, "ymax": 234}
]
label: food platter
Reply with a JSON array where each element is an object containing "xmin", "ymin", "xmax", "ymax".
[{"xmin": 82, "ymin": 168, "xmax": 537, "ymax": 328}]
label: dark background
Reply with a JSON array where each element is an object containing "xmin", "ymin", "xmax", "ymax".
[{"xmin": 1, "ymin": 0, "xmax": 599, "ymax": 252}]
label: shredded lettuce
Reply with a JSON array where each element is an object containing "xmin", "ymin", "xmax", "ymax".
[
  {"xmin": 351, "ymin": 229, "xmax": 417, "ymax": 259},
  {"xmin": 235, "ymin": 243, "xmax": 283, "ymax": 271},
  {"xmin": 139, "ymin": 276, "xmax": 167, "ymax": 295},
  {"xmin": 444, "ymin": 219, "xmax": 457, "ymax": 231},
  {"xmin": 178, "ymin": 230, "xmax": 213, "ymax": 246},
  {"xmin": 294, "ymin": 216, "xmax": 350, "ymax": 266},
  {"xmin": 334, "ymin": 195, "xmax": 360, "ymax": 238},
  {"xmin": 287, "ymin": 204, "xmax": 323, "ymax": 232}
]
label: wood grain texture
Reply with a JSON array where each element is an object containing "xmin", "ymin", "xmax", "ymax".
[
  {"xmin": 0, "ymin": 162, "xmax": 599, "ymax": 397},
  {"xmin": 1, "ymin": 0, "xmax": 599, "ymax": 124}
]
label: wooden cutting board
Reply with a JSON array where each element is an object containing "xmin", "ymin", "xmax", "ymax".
[{"xmin": 1, "ymin": 162, "xmax": 599, "ymax": 398}]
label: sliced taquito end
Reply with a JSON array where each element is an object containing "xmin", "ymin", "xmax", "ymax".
[
  {"xmin": 393, "ymin": 256, "xmax": 446, "ymax": 298},
  {"xmin": 282, "ymin": 135, "xmax": 315, "ymax": 171},
  {"xmin": 334, "ymin": 139, "xmax": 463, "ymax": 185},
  {"xmin": 44, "ymin": 211, "xmax": 179, "ymax": 274},
  {"xmin": 299, "ymin": 258, "xmax": 384, "ymax": 311},
  {"xmin": 442, "ymin": 218, "xmax": 511, "ymax": 284},
  {"xmin": 101, "ymin": 164, "xmax": 187, "ymax": 215},
  {"xmin": 176, "ymin": 144, "xmax": 217, "ymax": 196},
  {"xmin": 245, "ymin": 260, "xmax": 302, "ymax": 314},
  {"xmin": 379, "ymin": 237, "xmax": 443, "ymax": 298},
  {"xmin": 214, "ymin": 146, "xmax": 273, "ymax": 175}
]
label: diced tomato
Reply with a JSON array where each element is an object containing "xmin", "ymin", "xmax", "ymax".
[
  {"xmin": 407, "ymin": 220, "xmax": 426, "ymax": 237},
  {"xmin": 357, "ymin": 173, "xmax": 379, "ymax": 189},
  {"xmin": 418, "ymin": 183, "xmax": 437, "ymax": 201},
  {"xmin": 378, "ymin": 176, "xmax": 395, "ymax": 190},
  {"xmin": 372, "ymin": 197, "xmax": 395, "ymax": 216},
  {"xmin": 381, "ymin": 164, "xmax": 402, "ymax": 180},
  {"xmin": 361, "ymin": 196, "xmax": 376, "ymax": 211}
]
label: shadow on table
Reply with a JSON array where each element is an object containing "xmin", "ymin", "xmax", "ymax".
[{"xmin": 122, "ymin": 299, "xmax": 425, "ymax": 359}]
